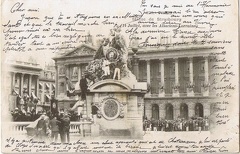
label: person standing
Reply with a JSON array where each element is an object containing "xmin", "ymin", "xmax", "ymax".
[
  {"xmin": 62, "ymin": 113, "xmax": 71, "ymax": 143},
  {"xmin": 102, "ymin": 59, "xmax": 111, "ymax": 78},
  {"xmin": 189, "ymin": 120, "xmax": 194, "ymax": 131},
  {"xmin": 179, "ymin": 120, "xmax": 183, "ymax": 131},
  {"xmin": 152, "ymin": 118, "xmax": 158, "ymax": 131},
  {"xmin": 36, "ymin": 115, "xmax": 47, "ymax": 140},
  {"xmin": 113, "ymin": 61, "xmax": 121, "ymax": 80},
  {"xmin": 57, "ymin": 111, "xmax": 64, "ymax": 143},
  {"xmin": 43, "ymin": 112, "xmax": 50, "ymax": 138},
  {"xmin": 80, "ymin": 75, "xmax": 88, "ymax": 101},
  {"xmin": 49, "ymin": 116, "xmax": 60, "ymax": 142},
  {"xmin": 204, "ymin": 118, "xmax": 209, "ymax": 131}
]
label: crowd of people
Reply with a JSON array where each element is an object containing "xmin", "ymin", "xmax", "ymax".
[
  {"xmin": 11, "ymin": 108, "xmax": 40, "ymax": 121},
  {"xmin": 143, "ymin": 117, "xmax": 210, "ymax": 132},
  {"xmin": 11, "ymin": 108, "xmax": 80, "ymax": 122},
  {"xmin": 34, "ymin": 111, "xmax": 71, "ymax": 143}
]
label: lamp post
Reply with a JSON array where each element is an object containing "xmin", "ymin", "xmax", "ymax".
[{"xmin": 130, "ymin": 37, "xmax": 140, "ymax": 81}]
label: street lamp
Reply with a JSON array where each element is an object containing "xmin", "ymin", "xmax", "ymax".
[
  {"xmin": 130, "ymin": 37, "xmax": 139, "ymax": 80},
  {"xmin": 130, "ymin": 37, "xmax": 139, "ymax": 55}
]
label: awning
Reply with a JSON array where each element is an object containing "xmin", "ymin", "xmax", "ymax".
[
  {"xmin": 39, "ymin": 83, "xmax": 43, "ymax": 88},
  {"xmin": 12, "ymin": 89, "xmax": 19, "ymax": 95},
  {"xmin": 31, "ymin": 92, "xmax": 37, "ymax": 99},
  {"xmin": 46, "ymin": 83, "xmax": 50, "ymax": 89},
  {"xmin": 45, "ymin": 94, "xmax": 51, "ymax": 101}
]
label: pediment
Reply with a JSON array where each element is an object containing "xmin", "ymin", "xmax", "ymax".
[
  {"xmin": 89, "ymin": 79, "xmax": 131, "ymax": 92},
  {"xmin": 63, "ymin": 44, "xmax": 96, "ymax": 57}
]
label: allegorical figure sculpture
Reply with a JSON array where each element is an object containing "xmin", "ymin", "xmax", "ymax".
[
  {"xmin": 109, "ymin": 26, "xmax": 128, "ymax": 64},
  {"xmin": 85, "ymin": 26, "xmax": 136, "ymax": 86}
]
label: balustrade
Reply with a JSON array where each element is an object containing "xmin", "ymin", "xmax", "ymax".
[{"xmin": 6, "ymin": 121, "xmax": 92, "ymax": 137}]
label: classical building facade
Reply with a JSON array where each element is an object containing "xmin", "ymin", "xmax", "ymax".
[
  {"xmin": 38, "ymin": 64, "xmax": 56, "ymax": 112},
  {"xmin": 53, "ymin": 43, "xmax": 214, "ymax": 120},
  {"xmin": 4, "ymin": 59, "xmax": 42, "ymax": 113},
  {"xmin": 53, "ymin": 44, "xmax": 97, "ymax": 115},
  {"xmin": 136, "ymin": 47, "xmax": 214, "ymax": 120}
]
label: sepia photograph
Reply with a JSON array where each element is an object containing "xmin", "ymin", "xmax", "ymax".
[{"xmin": 1, "ymin": 0, "xmax": 239, "ymax": 153}]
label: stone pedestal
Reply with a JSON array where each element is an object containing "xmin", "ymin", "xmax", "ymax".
[
  {"xmin": 172, "ymin": 89, "xmax": 179, "ymax": 97},
  {"xmin": 202, "ymin": 87, "xmax": 209, "ymax": 96},
  {"xmin": 158, "ymin": 89, "xmax": 165, "ymax": 97},
  {"xmin": 91, "ymin": 124, "xmax": 100, "ymax": 137},
  {"xmin": 88, "ymin": 79, "xmax": 147, "ymax": 139},
  {"xmin": 187, "ymin": 88, "xmax": 195, "ymax": 97}
]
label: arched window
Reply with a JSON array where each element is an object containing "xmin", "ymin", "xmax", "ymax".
[
  {"xmin": 180, "ymin": 103, "xmax": 188, "ymax": 119},
  {"xmin": 195, "ymin": 103, "xmax": 204, "ymax": 117},
  {"xmin": 152, "ymin": 104, "xmax": 159, "ymax": 120},
  {"xmin": 165, "ymin": 103, "xmax": 173, "ymax": 120}
]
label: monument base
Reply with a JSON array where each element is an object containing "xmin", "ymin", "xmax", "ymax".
[{"xmin": 88, "ymin": 79, "xmax": 147, "ymax": 139}]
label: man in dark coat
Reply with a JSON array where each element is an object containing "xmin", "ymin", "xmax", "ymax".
[
  {"xmin": 57, "ymin": 111, "xmax": 64, "ymax": 143},
  {"xmin": 80, "ymin": 75, "xmax": 88, "ymax": 101},
  {"xmin": 62, "ymin": 114, "xmax": 71, "ymax": 143},
  {"xmin": 49, "ymin": 116, "xmax": 60, "ymax": 142},
  {"xmin": 189, "ymin": 120, "xmax": 194, "ymax": 131}
]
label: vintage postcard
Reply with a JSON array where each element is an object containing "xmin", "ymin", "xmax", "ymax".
[{"xmin": 1, "ymin": 0, "xmax": 239, "ymax": 153}]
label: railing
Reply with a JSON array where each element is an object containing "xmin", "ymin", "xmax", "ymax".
[
  {"xmin": 70, "ymin": 121, "xmax": 92, "ymax": 137},
  {"xmin": 5, "ymin": 121, "xmax": 92, "ymax": 137},
  {"xmin": 7, "ymin": 122, "xmax": 31, "ymax": 135}
]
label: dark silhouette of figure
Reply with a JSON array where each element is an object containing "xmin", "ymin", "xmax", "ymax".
[{"xmin": 80, "ymin": 75, "xmax": 88, "ymax": 100}]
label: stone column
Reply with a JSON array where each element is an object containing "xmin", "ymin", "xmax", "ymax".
[
  {"xmin": 174, "ymin": 103, "xmax": 180, "ymax": 119},
  {"xmin": 41, "ymin": 82, "xmax": 45, "ymax": 105},
  {"xmin": 189, "ymin": 57, "xmax": 193, "ymax": 83},
  {"xmin": 173, "ymin": 58, "xmax": 179, "ymax": 97},
  {"xmin": 175, "ymin": 58, "xmax": 179, "ymax": 85},
  {"xmin": 132, "ymin": 55, "xmax": 140, "ymax": 81},
  {"xmin": 65, "ymin": 64, "xmax": 70, "ymax": 78},
  {"xmin": 20, "ymin": 74, "xmax": 24, "ymax": 96},
  {"xmin": 28, "ymin": 74, "xmax": 32, "ymax": 95},
  {"xmin": 65, "ymin": 65, "xmax": 70, "ymax": 95},
  {"xmin": 204, "ymin": 56, "xmax": 209, "ymax": 83},
  {"xmin": 158, "ymin": 59, "xmax": 165, "ymax": 97},
  {"xmin": 187, "ymin": 57, "xmax": 194, "ymax": 96},
  {"xmin": 10, "ymin": 72, "xmax": 16, "ymax": 110},
  {"xmin": 202, "ymin": 56, "xmax": 210, "ymax": 96},
  {"xmin": 188, "ymin": 102, "xmax": 195, "ymax": 118},
  {"xmin": 203, "ymin": 103, "xmax": 210, "ymax": 118},
  {"xmin": 55, "ymin": 66, "xmax": 58, "ymax": 98},
  {"xmin": 159, "ymin": 103, "xmax": 165, "ymax": 119},
  {"xmin": 50, "ymin": 82, "xmax": 52, "ymax": 97},
  {"xmin": 11, "ymin": 72, "xmax": 16, "ymax": 92},
  {"xmin": 127, "ymin": 94, "xmax": 143, "ymax": 138},
  {"xmin": 78, "ymin": 64, "xmax": 82, "ymax": 82},
  {"xmin": 36, "ymin": 76, "xmax": 39, "ymax": 99},
  {"xmin": 145, "ymin": 102, "xmax": 152, "ymax": 119},
  {"xmin": 146, "ymin": 60, "xmax": 151, "ymax": 96}
]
